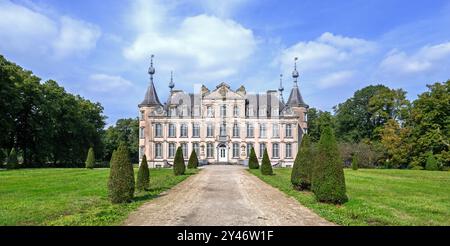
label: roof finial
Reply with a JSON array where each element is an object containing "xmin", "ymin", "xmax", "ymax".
[
  {"xmin": 279, "ymin": 74, "xmax": 284, "ymax": 103},
  {"xmin": 169, "ymin": 70, "xmax": 175, "ymax": 92},
  {"xmin": 292, "ymin": 57, "xmax": 299, "ymax": 86},
  {"xmin": 148, "ymin": 54, "xmax": 155, "ymax": 83}
]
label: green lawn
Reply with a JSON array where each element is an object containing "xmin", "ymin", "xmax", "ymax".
[
  {"xmin": 0, "ymin": 168, "xmax": 198, "ymax": 225},
  {"xmin": 249, "ymin": 168, "xmax": 450, "ymax": 226}
]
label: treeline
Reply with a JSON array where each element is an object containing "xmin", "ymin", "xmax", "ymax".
[{"xmin": 307, "ymin": 82, "xmax": 450, "ymax": 170}]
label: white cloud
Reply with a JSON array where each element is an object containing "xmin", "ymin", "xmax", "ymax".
[
  {"xmin": 318, "ymin": 70, "xmax": 355, "ymax": 89},
  {"xmin": 89, "ymin": 74, "xmax": 133, "ymax": 92},
  {"xmin": 123, "ymin": 0, "xmax": 257, "ymax": 82},
  {"xmin": 0, "ymin": 0, "xmax": 101, "ymax": 59},
  {"xmin": 380, "ymin": 42, "xmax": 450, "ymax": 74}
]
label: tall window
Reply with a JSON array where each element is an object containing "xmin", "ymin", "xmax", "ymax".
[
  {"xmin": 259, "ymin": 123, "xmax": 267, "ymax": 138},
  {"xmin": 207, "ymin": 143, "xmax": 214, "ymax": 158},
  {"xmin": 285, "ymin": 124, "xmax": 292, "ymax": 138},
  {"xmin": 168, "ymin": 124, "xmax": 176, "ymax": 138},
  {"xmin": 207, "ymin": 106, "xmax": 213, "ymax": 117},
  {"xmin": 207, "ymin": 123, "xmax": 214, "ymax": 137},
  {"xmin": 181, "ymin": 143, "xmax": 188, "ymax": 158},
  {"xmin": 139, "ymin": 127, "xmax": 145, "ymax": 139},
  {"xmin": 193, "ymin": 143, "xmax": 199, "ymax": 155},
  {"xmin": 139, "ymin": 146, "xmax": 145, "ymax": 159},
  {"xmin": 140, "ymin": 111, "xmax": 145, "ymax": 120},
  {"xmin": 233, "ymin": 123, "xmax": 240, "ymax": 137},
  {"xmin": 220, "ymin": 123, "xmax": 227, "ymax": 136},
  {"xmin": 180, "ymin": 124, "xmax": 188, "ymax": 137},
  {"xmin": 233, "ymin": 143, "xmax": 239, "ymax": 158},
  {"xmin": 220, "ymin": 105, "xmax": 227, "ymax": 117},
  {"xmin": 155, "ymin": 143, "xmax": 162, "ymax": 158},
  {"xmin": 246, "ymin": 123, "xmax": 254, "ymax": 138},
  {"xmin": 272, "ymin": 143, "xmax": 279, "ymax": 158},
  {"xmin": 168, "ymin": 143, "xmax": 175, "ymax": 158},
  {"xmin": 272, "ymin": 124, "xmax": 279, "ymax": 138},
  {"xmin": 192, "ymin": 123, "xmax": 200, "ymax": 137},
  {"xmin": 247, "ymin": 143, "xmax": 254, "ymax": 158},
  {"xmin": 233, "ymin": 106, "xmax": 239, "ymax": 117},
  {"xmin": 286, "ymin": 143, "xmax": 292, "ymax": 158},
  {"xmin": 259, "ymin": 143, "xmax": 266, "ymax": 158},
  {"xmin": 155, "ymin": 124, "xmax": 162, "ymax": 137}
]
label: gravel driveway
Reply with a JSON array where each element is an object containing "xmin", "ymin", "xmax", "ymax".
[{"xmin": 124, "ymin": 165, "xmax": 333, "ymax": 226}]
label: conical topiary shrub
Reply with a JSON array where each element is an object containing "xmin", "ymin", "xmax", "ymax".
[
  {"xmin": 291, "ymin": 134, "xmax": 313, "ymax": 190},
  {"xmin": 351, "ymin": 153, "xmax": 359, "ymax": 170},
  {"xmin": 6, "ymin": 148, "xmax": 19, "ymax": 170},
  {"xmin": 312, "ymin": 127, "xmax": 348, "ymax": 204},
  {"xmin": 173, "ymin": 146, "xmax": 185, "ymax": 176},
  {"xmin": 425, "ymin": 152, "xmax": 439, "ymax": 171},
  {"xmin": 261, "ymin": 148, "xmax": 273, "ymax": 175},
  {"xmin": 108, "ymin": 143, "xmax": 135, "ymax": 203},
  {"xmin": 136, "ymin": 155, "xmax": 150, "ymax": 191},
  {"xmin": 248, "ymin": 147, "xmax": 259, "ymax": 169},
  {"xmin": 85, "ymin": 147, "xmax": 95, "ymax": 169},
  {"xmin": 187, "ymin": 150, "xmax": 199, "ymax": 169}
]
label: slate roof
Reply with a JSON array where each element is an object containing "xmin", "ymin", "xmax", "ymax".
[{"xmin": 139, "ymin": 81, "xmax": 162, "ymax": 107}]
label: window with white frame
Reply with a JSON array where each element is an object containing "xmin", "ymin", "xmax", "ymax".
[
  {"xmin": 285, "ymin": 124, "xmax": 292, "ymax": 138},
  {"xmin": 155, "ymin": 143, "xmax": 162, "ymax": 158},
  {"xmin": 259, "ymin": 143, "xmax": 266, "ymax": 158},
  {"xmin": 192, "ymin": 123, "xmax": 200, "ymax": 137},
  {"xmin": 139, "ymin": 127, "xmax": 145, "ymax": 139},
  {"xmin": 220, "ymin": 105, "xmax": 227, "ymax": 117},
  {"xmin": 169, "ymin": 107, "xmax": 177, "ymax": 117},
  {"xmin": 193, "ymin": 142, "xmax": 199, "ymax": 155},
  {"xmin": 168, "ymin": 143, "xmax": 175, "ymax": 158},
  {"xmin": 220, "ymin": 123, "xmax": 227, "ymax": 136},
  {"xmin": 155, "ymin": 123, "xmax": 162, "ymax": 137},
  {"xmin": 246, "ymin": 123, "xmax": 254, "ymax": 138},
  {"xmin": 233, "ymin": 123, "xmax": 239, "ymax": 137},
  {"xmin": 181, "ymin": 143, "xmax": 188, "ymax": 158},
  {"xmin": 139, "ymin": 146, "xmax": 145, "ymax": 159},
  {"xmin": 180, "ymin": 124, "xmax": 188, "ymax": 137},
  {"xmin": 259, "ymin": 123, "xmax": 266, "ymax": 138},
  {"xmin": 246, "ymin": 143, "xmax": 254, "ymax": 158},
  {"xmin": 233, "ymin": 105, "xmax": 239, "ymax": 117},
  {"xmin": 168, "ymin": 123, "xmax": 176, "ymax": 137},
  {"xmin": 233, "ymin": 143, "xmax": 239, "ymax": 158},
  {"xmin": 259, "ymin": 107, "xmax": 266, "ymax": 117},
  {"xmin": 207, "ymin": 123, "xmax": 214, "ymax": 137},
  {"xmin": 286, "ymin": 143, "xmax": 292, "ymax": 158},
  {"xmin": 207, "ymin": 143, "xmax": 214, "ymax": 158},
  {"xmin": 207, "ymin": 106, "xmax": 213, "ymax": 117},
  {"xmin": 272, "ymin": 143, "xmax": 279, "ymax": 158},
  {"xmin": 272, "ymin": 108, "xmax": 279, "ymax": 117},
  {"xmin": 272, "ymin": 124, "xmax": 279, "ymax": 138}
]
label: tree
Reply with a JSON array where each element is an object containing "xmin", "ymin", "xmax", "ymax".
[
  {"xmin": 187, "ymin": 150, "xmax": 199, "ymax": 169},
  {"xmin": 136, "ymin": 155, "xmax": 150, "ymax": 191},
  {"xmin": 291, "ymin": 135, "xmax": 313, "ymax": 190},
  {"xmin": 6, "ymin": 148, "xmax": 19, "ymax": 170},
  {"xmin": 425, "ymin": 153, "xmax": 439, "ymax": 171},
  {"xmin": 102, "ymin": 118, "xmax": 139, "ymax": 163},
  {"xmin": 248, "ymin": 147, "xmax": 259, "ymax": 169},
  {"xmin": 307, "ymin": 108, "xmax": 335, "ymax": 142},
  {"xmin": 0, "ymin": 148, "xmax": 6, "ymax": 167},
  {"xmin": 351, "ymin": 153, "xmax": 358, "ymax": 170},
  {"xmin": 173, "ymin": 147, "xmax": 185, "ymax": 176},
  {"xmin": 312, "ymin": 127, "xmax": 348, "ymax": 204},
  {"xmin": 260, "ymin": 148, "xmax": 273, "ymax": 175},
  {"xmin": 85, "ymin": 147, "xmax": 95, "ymax": 169},
  {"xmin": 379, "ymin": 119, "xmax": 412, "ymax": 168},
  {"xmin": 108, "ymin": 143, "xmax": 135, "ymax": 203}
]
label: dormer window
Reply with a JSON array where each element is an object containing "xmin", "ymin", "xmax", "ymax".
[
  {"xmin": 259, "ymin": 107, "xmax": 266, "ymax": 117},
  {"xmin": 207, "ymin": 106, "xmax": 213, "ymax": 117}
]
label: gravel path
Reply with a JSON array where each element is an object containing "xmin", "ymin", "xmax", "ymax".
[{"xmin": 124, "ymin": 165, "xmax": 334, "ymax": 226}]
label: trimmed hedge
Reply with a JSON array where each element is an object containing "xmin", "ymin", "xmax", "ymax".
[
  {"xmin": 291, "ymin": 134, "xmax": 313, "ymax": 190},
  {"xmin": 351, "ymin": 153, "xmax": 358, "ymax": 170},
  {"xmin": 187, "ymin": 150, "xmax": 199, "ymax": 169},
  {"xmin": 173, "ymin": 147, "xmax": 185, "ymax": 176},
  {"xmin": 6, "ymin": 148, "xmax": 19, "ymax": 170},
  {"xmin": 312, "ymin": 127, "xmax": 348, "ymax": 204},
  {"xmin": 108, "ymin": 144, "xmax": 135, "ymax": 203},
  {"xmin": 248, "ymin": 147, "xmax": 259, "ymax": 169},
  {"xmin": 261, "ymin": 148, "xmax": 273, "ymax": 175},
  {"xmin": 85, "ymin": 147, "xmax": 95, "ymax": 169},
  {"xmin": 136, "ymin": 155, "xmax": 150, "ymax": 191}
]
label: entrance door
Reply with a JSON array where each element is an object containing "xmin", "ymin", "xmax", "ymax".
[{"xmin": 218, "ymin": 146, "xmax": 227, "ymax": 162}]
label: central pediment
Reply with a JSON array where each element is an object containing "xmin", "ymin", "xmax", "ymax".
[{"xmin": 203, "ymin": 83, "xmax": 245, "ymax": 100}]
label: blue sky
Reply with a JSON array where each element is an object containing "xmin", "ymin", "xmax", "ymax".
[{"xmin": 1, "ymin": 0, "xmax": 450, "ymax": 125}]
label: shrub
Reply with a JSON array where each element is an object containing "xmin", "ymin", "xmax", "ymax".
[
  {"xmin": 85, "ymin": 147, "xmax": 95, "ymax": 169},
  {"xmin": 6, "ymin": 148, "xmax": 19, "ymax": 170},
  {"xmin": 351, "ymin": 153, "xmax": 358, "ymax": 170},
  {"xmin": 425, "ymin": 153, "xmax": 439, "ymax": 171},
  {"xmin": 261, "ymin": 148, "xmax": 273, "ymax": 175},
  {"xmin": 291, "ymin": 135, "xmax": 313, "ymax": 190},
  {"xmin": 187, "ymin": 150, "xmax": 199, "ymax": 169},
  {"xmin": 173, "ymin": 147, "xmax": 185, "ymax": 176},
  {"xmin": 0, "ymin": 148, "xmax": 6, "ymax": 167},
  {"xmin": 312, "ymin": 127, "xmax": 348, "ymax": 204},
  {"xmin": 248, "ymin": 147, "xmax": 259, "ymax": 169},
  {"xmin": 136, "ymin": 155, "xmax": 150, "ymax": 191},
  {"xmin": 108, "ymin": 143, "xmax": 135, "ymax": 203}
]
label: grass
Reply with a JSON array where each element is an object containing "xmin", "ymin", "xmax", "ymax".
[
  {"xmin": 249, "ymin": 168, "xmax": 450, "ymax": 226},
  {"xmin": 0, "ymin": 168, "xmax": 198, "ymax": 225}
]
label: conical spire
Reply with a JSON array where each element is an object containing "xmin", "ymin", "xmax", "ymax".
[
  {"xmin": 286, "ymin": 57, "xmax": 307, "ymax": 107},
  {"xmin": 140, "ymin": 55, "xmax": 162, "ymax": 107}
]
